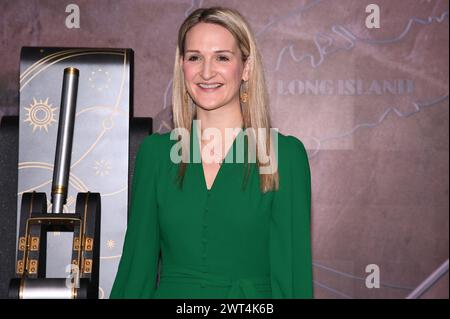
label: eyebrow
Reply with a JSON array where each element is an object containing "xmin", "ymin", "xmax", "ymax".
[{"xmin": 185, "ymin": 50, "xmax": 235, "ymax": 54}]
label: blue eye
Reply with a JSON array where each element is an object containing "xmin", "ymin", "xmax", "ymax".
[
  {"xmin": 186, "ymin": 55, "xmax": 200, "ymax": 62},
  {"xmin": 217, "ymin": 55, "xmax": 230, "ymax": 62}
]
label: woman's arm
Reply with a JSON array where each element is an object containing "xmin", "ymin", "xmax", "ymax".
[
  {"xmin": 270, "ymin": 135, "xmax": 313, "ymax": 298},
  {"xmin": 110, "ymin": 134, "xmax": 161, "ymax": 299}
]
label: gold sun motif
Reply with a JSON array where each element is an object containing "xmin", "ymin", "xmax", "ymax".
[
  {"xmin": 106, "ymin": 240, "xmax": 115, "ymax": 249},
  {"xmin": 24, "ymin": 97, "xmax": 58, "ymax": 132},
  {"xmin": 94, "ymin": 160, "xmax": 112, "ymax": 177}
]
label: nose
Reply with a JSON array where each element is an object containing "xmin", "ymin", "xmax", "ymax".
[{"xmin": 200, "ymin": 58, "xmax": 215, "ymax": 80}]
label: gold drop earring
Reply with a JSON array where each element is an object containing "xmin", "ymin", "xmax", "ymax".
[{"xmin": 240, "ymin": 81, "xmax": 248, "ymax": 104}]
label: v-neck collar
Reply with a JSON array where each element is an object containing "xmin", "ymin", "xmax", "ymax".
[{"xmin": 191, "ymin": 121, "xmax": 245, "ymax": 192}]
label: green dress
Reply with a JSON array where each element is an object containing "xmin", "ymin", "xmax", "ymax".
[{"xmin": 110, "ymin": 124, "xmax": 313, "ymax": 299}]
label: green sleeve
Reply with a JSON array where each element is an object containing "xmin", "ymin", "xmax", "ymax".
[
  {"xmin": 110, "ymin": 135, "xmax": 161, "ymax": 299},
  {"xmin": 270, "ymin": 136, "xmax": 313, "ymax": 298}
]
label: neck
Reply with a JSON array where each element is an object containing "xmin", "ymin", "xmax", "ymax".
[
  {"xmin": 194, "ymin": 102, "xmax": 243, "ymax": 156},
  {"xmin": 195, "ymin": 102, "xmax": 243, "ymax": 135}
]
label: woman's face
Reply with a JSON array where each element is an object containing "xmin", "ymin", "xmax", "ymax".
[{"xmin": 182, "ymin": 22, "xmax": 249, "ymax": 111}]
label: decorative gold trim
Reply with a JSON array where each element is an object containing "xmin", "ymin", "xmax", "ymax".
[
  {"xmin": 30, "ymin": 237, "xmax": 39, "ymax": 251},
  {"xmin": 83, "ymin": 259, "xmax": 92, "ymax": 274},
  {"xmin": 28, "ymin": 259, "xmax": 37, "ymax": 274},
  {"xmin": 28, "ymin": 217, "xmax": 81, "ymax": 223},
  {"xmin": 65, "ymin": 67, "xmax": 79, "ymax": 75},
  {"xmin": 20, "ymin": 51, "xmax": 124, "ymax": 91},
  {"xmin": 52, "ymin": 185, "xmax": 66, "ymax": 194},
  {"xmin": 20, "ymin": 49, "xmax": 123, "ymax": 81},
  {"xmin": 22, "ymin": 216, "xmax": 82, "ymax": 276},
  {"xmin": 18, "ymin": 163, "xmax": 89, "ymax": 195},
  {"xmin": 100, "ymin": 254, "xmax": 121, "ymax": 260},
  {"xmin": 19, "ymin": 278, "xmax": 24, "ymax": 299},
  {"xmin": 17, "ymin": 260, "xmax": 24, "ymax": 275},
  {"xmin": 85, "ymin": 237, "xmax": 93, "ymax": 251},
  {"xmin": 21, "ymin": 49, "xmax": 80, "ymax": 80},
  {"xmin": 21, "ymin": 192, "xmax": 35, "ymax": 276},
  {"xmin": 80, "ymin": 194, "xmax": 89, "ymax": 273},
  {"xmin": 73, "ymin": 238, "xmax": 80, "ymax": 250},
  {"xmin": 19, "ymin": 237, "xmax": 26, "ymax": 251}
]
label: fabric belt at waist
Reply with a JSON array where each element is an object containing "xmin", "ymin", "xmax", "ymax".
[{"xmin": 159, "ymin": 265, "xmax": 271, "ymax": 299}]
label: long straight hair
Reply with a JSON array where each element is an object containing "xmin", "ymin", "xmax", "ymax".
[{"xmin": 172, "ymin": 7, "xmax": 278, "ymax": 192}]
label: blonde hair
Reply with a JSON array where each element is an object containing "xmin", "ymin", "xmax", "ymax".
[{"xmin": 172, "ymin": 7, "xmax": 278, "ymax": 192}]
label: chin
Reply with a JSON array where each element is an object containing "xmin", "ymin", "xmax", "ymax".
[
  {"xmin": 195, "ymin": 103, "xmax": 223, "ymax": 111},
  {"xmin": 193, "ymin": 99, "xmax": 224, "ymax": 111}
]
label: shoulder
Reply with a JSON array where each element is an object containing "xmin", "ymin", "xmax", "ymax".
[
  {"xmin": 140, "ymin": 131, "xmax": 172, "ymax": 148},
  {"xmin": 275, "ymin": 131, "xmax": 308, "ymax": 163},
  {"xmin": 138, "ymin": 132, "xmax": 173, "ymax": 154},
  {"xmin": 135, "ymin": 132, "xmax": 174, "ymax": 167},
  {"xmin": 133, "ymin": 132, "xmax": 175, "ymax": 176},
  {"xmin": 274, "ymin": 131, "xmax": 311, "ymax": 189}
]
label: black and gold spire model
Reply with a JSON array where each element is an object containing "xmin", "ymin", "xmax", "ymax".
[{"xmin": 9, "ymin": 67, "xmax": 101, "ymax": 299}]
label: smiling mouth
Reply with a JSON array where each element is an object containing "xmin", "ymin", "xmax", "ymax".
[{"xmin": 198, "ymin": 83, "xmax": 223, "ymax": 89}]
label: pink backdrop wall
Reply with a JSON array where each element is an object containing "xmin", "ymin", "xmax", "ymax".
[{"xmin": 1, "ymin": 0, "xmax": 448, "ymax": 298}]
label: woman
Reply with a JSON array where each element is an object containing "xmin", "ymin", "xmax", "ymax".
[{"xmin": 110, "ymin": 7, "xmax": 313, "ymax": 299}]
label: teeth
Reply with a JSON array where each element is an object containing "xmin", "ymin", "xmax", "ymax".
[{"xmin": 199, "ymin": 83, "xmax": 222, "ymax": 89}]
